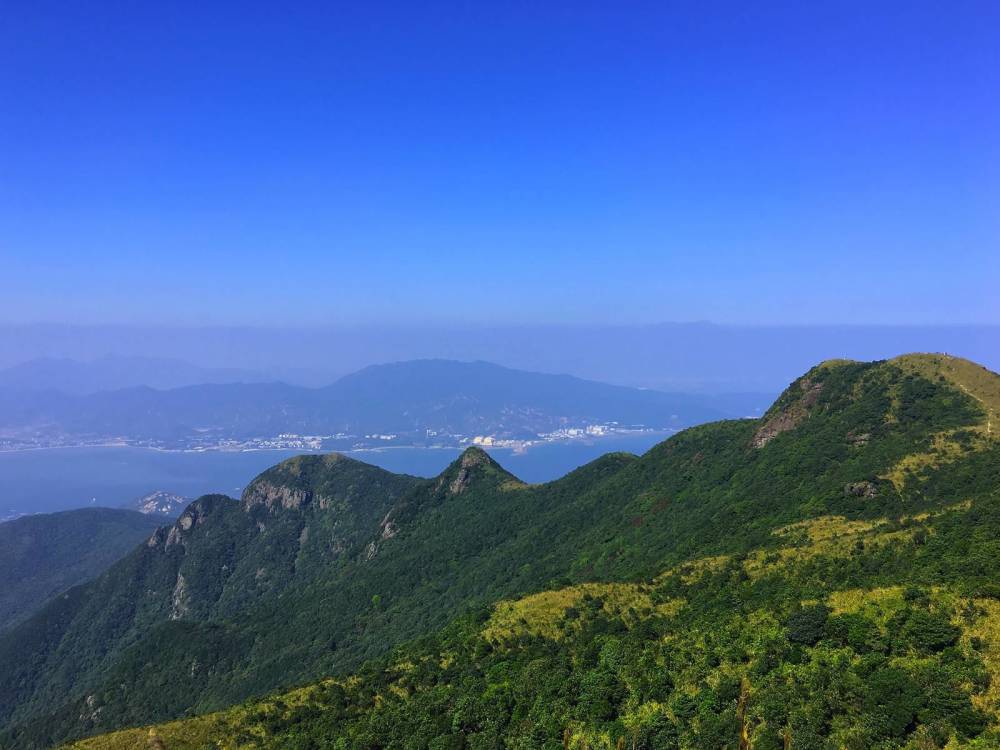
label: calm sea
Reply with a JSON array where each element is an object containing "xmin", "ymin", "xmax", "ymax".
[{"xmin": 0, "ymin": 432, "xmax": 671, "ymax": 518}]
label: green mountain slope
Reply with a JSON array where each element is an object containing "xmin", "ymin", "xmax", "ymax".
[
  {"xmin": 0, "ymin": 456, "xmax": 421, "ymax": 745},
  {"xmin": 0, "ymin": 509, "xmax": 163, "ymax": 631},
  {"xmin": 64, "ymin": 497, "xmax": 1000, "ymax": 750},
  {"xmin": 2, "ymin": 354, "xmax": 998, "ymax": 749}
]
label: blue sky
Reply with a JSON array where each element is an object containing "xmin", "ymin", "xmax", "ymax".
[{"xmin": 2, "ymin": 1, "xmax": 998, "ymax": 325}]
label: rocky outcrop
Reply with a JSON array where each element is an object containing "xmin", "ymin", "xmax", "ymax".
[
  {"xmin": 447, "ymin": 448, "xmax": 490, "ymax": 495},
  {"xmin": 163, "ymin": 502, "xmax": 210, "ymax": 548},
  {"xmin": 845, "ymin": 480, "xmax": 879, "ymax": 499},
  {"xmin": 847, "ymin": 430, "xmax": 870, "ymax": 447},
  {"xmin": 146, "ymin": 527, "xmax": 167, "ymax": 548},
  {"xmin": 242, "ymin": 480, "xmax": 314, "ymax": 512},
  {"xmin": 169, "ymin": 573, "xmax": 189, "ymax": 620},
  {"xmin": 363, "ymin": 512, "xmax": 400, "ymax": 562},
  {"xmin": 379, "ymin": 511, "xmax": 398, "ymax": 540},
  {"xmin": 142, "ymin": 496, "xmax": 231, "ymax": 550},
  {"xmin": 78, "ymin": 694, "xmax": 102, "ymax": 724},
  {"xmin": 752, "ymin": 378, "xmax": 824, "ymax": 448}
]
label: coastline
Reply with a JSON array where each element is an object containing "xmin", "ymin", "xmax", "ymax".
[
  {"xmin": 0, "ymin": 429, "xmax": 674, "ymax": 457},
  {"xmin": 0, "ymin": 432, "xmax": 676, "ymax": 518}
]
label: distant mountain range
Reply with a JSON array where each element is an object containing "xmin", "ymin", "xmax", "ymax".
[
  {"xmin": 0, "ymin": 355, "xmax": 266, "ymax": 395},
  {"xmin": 1, "ymin": 322, "xmax": 997, "ymax": 393},
  {"xmin": 0, "ymin": 359, "xmax": 771, "ymax": 449},
  {"xmin": 0, "ymin": 508, "xmax": 163, "ymax": 631}
]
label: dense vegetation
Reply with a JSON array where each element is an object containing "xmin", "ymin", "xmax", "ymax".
[
  {"xmin": 66, "ymin": 496, "xmax": 1000, "ymax": 749},
  {"xmin": 1, "ymin": 353, "xmax": 998, "ymax": 749},
  {"xmin": 0, "ymin": 509, "xmax": 162, "ymax": 631}
]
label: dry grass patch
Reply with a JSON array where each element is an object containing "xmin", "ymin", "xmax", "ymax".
[
  {"xmin": 892, "ymin": 354, "xmax": 1000, "ymax": 425},
  {"xmin": 882, "ymin": 354, "xmax": 1000, "ymax": 490},
  {"xmin": 963, "ymin": 599, "xmax": 1000, "ymax": 722},
  {"xmin": 483, "ymin": 582, "xmax": 683, "ymax": 643}
]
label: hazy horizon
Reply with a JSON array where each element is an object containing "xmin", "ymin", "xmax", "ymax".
[
  {"xmin": 0, "ymin": 321, "xmax": 996, "ymax": 394},
  {"xmin": 3, "ymin": 4, "xmax": 996, "ymax": 384}
]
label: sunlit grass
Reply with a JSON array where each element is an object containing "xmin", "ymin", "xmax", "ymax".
[{"xmin": 483, "ymin": 582, "xmax": 683, "ymax": 643}]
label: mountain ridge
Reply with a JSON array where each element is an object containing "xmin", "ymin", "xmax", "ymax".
[
  {"xmin": 1, "ymin": 354, "xmax": 998, "ymax": 748},
  {"xmin": 0, "ymin": 355, "xmax": 267, "ymax": 395}
]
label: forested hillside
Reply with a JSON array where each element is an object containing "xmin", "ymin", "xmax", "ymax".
[
  {"xmin": 2, "ymin": 353, "xmax": 998, "ymax": 749},
  {"xmin": 0, "ymin": 509, "xmax": 162, "ymax": 631},
  {"xmin": 65, "ymin": 495, "xmax": 1000, "ymax": 749}
]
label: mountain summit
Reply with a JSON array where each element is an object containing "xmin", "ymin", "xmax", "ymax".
[{"xmin": 436, "ymin": 446, "xmax": 524, "ymax": 495}]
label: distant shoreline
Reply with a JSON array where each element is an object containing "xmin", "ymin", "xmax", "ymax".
[
  {"xmin": 0, "ymin": 431, "xmax": 678, "ymax": 522},
  {"xmin": 0, "ymin": 443, "xmax": 326, "ymax": 456},
  {"xmin": 0, "ymin": 431, "xmax": 674, "ymax": 457}
]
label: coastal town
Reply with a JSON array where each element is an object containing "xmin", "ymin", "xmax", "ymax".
[{"xmin": 0, "ymin": 422, "xmax": 665, "ymax": 454}]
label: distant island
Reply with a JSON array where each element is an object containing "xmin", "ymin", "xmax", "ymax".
[{"xmin": 123, "ymin": 490, "xmax": 190, "ymax": 517}]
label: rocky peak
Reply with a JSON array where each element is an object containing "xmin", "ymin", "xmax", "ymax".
[
  {"xmin": 449, "ymin": 447, "xmax": 490, "ymax": 494},
  {"xmin": 155, "ymin": 494, "xmax": 233, "ymax": 549},
  {"xmin": 239, "ymin": 452, "xmax": 398, "ymax": 513},
  {"xmin": 435, "ymin": 446, "xmax": 521, "ymax": 496}
]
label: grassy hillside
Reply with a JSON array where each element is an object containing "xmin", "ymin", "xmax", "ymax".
[
  {"xmin": 2, "ymin": 354, "xmax": 998, "ymax": 748},
  {"xmin": 0, "ymin": 509, "xmax": 162, "ymax": 631}
]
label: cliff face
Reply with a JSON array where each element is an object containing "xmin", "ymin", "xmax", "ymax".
[
  {"xmin": 748, "ymin": 359, "xmax": 865, "ymax": 449},
  {"xmin": 241, "ymin": 480, "xmax": 313, "ymax": 511},
  {"xmin": 751, "ymin": 375, "xmax": 824, "ymax": 448}
]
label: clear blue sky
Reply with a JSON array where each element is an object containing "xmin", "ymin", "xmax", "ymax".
[{"xmin": 2, "ymin": 1, "xmax": 998, "ymax": 326}]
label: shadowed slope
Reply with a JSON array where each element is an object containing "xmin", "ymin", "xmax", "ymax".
[{"xmin": 0, "ymin": 509, "xmax": 162, "ymax": 631}]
